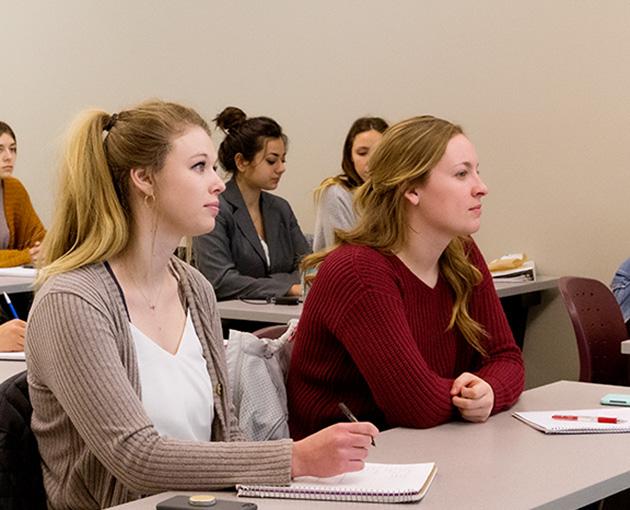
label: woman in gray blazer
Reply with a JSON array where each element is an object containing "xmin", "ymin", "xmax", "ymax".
[{"xmin": 193, "ymin": 107, "xmax": 311, "ymax": 301}]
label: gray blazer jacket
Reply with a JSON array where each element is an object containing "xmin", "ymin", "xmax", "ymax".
[{"xmin": 193, "ymin": 179, "xmax": 311, "ymax": 301}]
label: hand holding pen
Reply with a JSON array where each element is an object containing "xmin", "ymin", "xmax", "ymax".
[
  {"xmin": 1, "ymin": 293, "xmax": 26, "ymax": 352},
  {"xmin": 291, "ymin": 417, "xmax": 379, "ymax": 478},
  {"xmin": 339, "ymin": 402, "xmax": 376, "ymax": 447}
]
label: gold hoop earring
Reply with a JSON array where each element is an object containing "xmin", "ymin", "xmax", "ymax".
[{"xmin": 144, "ymin": 193, "xmax": 155, "ymax": 208}]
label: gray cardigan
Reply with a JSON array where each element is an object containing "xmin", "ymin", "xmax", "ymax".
[
  {"xmin": 193, "ymin": 179, "xmax": 311, "ymax": 300},
  {"xmin": 25, "ymin": 258, "xmax": 292, "ymax": 510}
]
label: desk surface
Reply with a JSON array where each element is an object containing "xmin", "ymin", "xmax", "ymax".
[
  {"xmin": 0, "ymin": 359, "xmax": 26, "ymax": 382},
  {"xmin": 108, "ymin": 379, "xmax": 626, "ymax": 510},
  {"xmin": 0, "ymin": 274, "xmax": 34, "ymax": 293},
  {"xmin": 217, "ymin": 276, "xmax": 559, "ymax": 324}
]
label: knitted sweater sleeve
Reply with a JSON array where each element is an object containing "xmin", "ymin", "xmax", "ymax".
[
  {"xmin": 465, "ymin": 243, "xmax": 525, "ymax": 412},
  {"xmin": 0, "ymin": 177, "xmax": 45, "ymax": 267},
  {"xmin": 26, "ymin": 289, "xmax": 291, "ymax": 493}
]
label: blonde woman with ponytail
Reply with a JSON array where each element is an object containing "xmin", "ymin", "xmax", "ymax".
[
  {"xmin": 287, "ymin": 115, "xmax": 524, "ymax": 439},
  {"xmin": 26, "ymin": 100, "xmax": 377, "ymax": 509}
]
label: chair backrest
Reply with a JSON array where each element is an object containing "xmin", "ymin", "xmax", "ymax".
[
  {"xmin": 0, "ymin": 370, "xmax": 47, "ymax": 510},
  {"xmin": 557, "ymin": 276, "xmax": 629, "ymax": 385}
]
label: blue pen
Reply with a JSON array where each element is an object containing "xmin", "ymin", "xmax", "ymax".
[{"xmin": 3, "ymin": 292, "xmax": 19, "ymax": 319}]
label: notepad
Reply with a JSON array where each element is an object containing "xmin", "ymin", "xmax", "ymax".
[
  {"xmin": 513, "ymin": 408, "xmax": 630, "ymax": 434},
  {"xmin": 236, "ymin": 462, "xmax": 437, "ymax": 503}
]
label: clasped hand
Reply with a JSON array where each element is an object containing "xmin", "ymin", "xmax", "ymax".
[{"xmin": 450, "ymin": 372, "xmax": 494, "ymax": 422}]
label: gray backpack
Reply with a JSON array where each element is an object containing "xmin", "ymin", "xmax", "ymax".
[{"xmin": 226, "ymin": 320, "xmax": 297, "ymax": 441}]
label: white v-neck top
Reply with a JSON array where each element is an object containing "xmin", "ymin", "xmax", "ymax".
[
  {"xmin": 260, "ymin": 237, "xmax": 271, "ymax": 267},
  {"xmin": 130, "ymin": 311, "xmax": 214, "ymax": 441}
]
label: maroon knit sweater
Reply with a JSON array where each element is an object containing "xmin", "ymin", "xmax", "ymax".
[{"xmin": 287, "ymin": 240, "xmax": 524, "ymax": 439}]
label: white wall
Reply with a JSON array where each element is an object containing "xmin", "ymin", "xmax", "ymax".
[{"xmin": 4, "ymin": 0, "xmax": 630, "ymax": 387}]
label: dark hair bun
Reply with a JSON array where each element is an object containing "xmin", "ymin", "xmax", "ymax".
[{"xmin": 214, "ymin": 106, "xmax": 247, "ymax": 133}]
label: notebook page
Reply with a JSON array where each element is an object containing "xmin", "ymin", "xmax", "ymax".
[
  {"xmin": 237, "ymin": 462, "xmax": 437, "ymax": 502},
  {"xmin": 291, "ymin": 462, "xmax": 434, "ymax": 493}
]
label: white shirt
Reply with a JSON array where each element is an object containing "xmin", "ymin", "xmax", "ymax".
[
  {"xmin": 260, "ymin": 237, "xmax": 271, "ymax": 267},
  {"xmin": 131, "ymin": 311, "xmax": 214, "ymax": 441}
]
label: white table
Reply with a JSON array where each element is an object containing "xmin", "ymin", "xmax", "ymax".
[
  {"xmin": 107, "ymin": 380, "xmax": 630, "ymax": 510},
  {"xmin": 0, "ymin": 359, "xmax": 26, "ymax": 382},
  {"xmin": 0, "ymin": 274, "xmax": 34, "ymax": 293},
  {"xmin": 492, "ymin": 275, "xmax": 558, "ymax": 298},
  {"xmin": 217, "ymin": 276, "xmax": 558, "ymax": 323}
]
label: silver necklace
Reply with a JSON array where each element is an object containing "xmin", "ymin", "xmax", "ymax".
[{"xmin": 127, "ymin": 266, "xmax": 168, "ymax": 312}]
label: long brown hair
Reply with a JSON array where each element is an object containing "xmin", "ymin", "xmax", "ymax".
[
  {"xmin": 314, "ymin": 116, "xmax": 388, "ymax": 202},
  {"xmin": 303, "ymin": 115, "xmax": 488, "ymax": 355},
  {"xmin": 39, "ymin": 100, "xmax": 210, "ymax": 284}
]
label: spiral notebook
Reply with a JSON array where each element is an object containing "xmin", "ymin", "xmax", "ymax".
[
  {"xmin": 513, "ymin": 408, "xmax": 630, "ymax": 434},
  {"xmin": 236, "ymin": 462, "xmax": 437, "ymax": 503}
]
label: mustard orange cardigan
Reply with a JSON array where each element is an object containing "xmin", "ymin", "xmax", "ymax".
[{"xmin": 0, "ymin": 176, "xmax": 45, "ymax": 267}]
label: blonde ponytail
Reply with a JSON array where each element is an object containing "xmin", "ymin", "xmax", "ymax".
[{"xmin": 38, "ymin": 110, "xmax": 128, "ymax": 285}]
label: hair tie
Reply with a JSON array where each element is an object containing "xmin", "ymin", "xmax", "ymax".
[{"xmin": 104, "ymin": 113, "xmax": 119, "ymax": 132}]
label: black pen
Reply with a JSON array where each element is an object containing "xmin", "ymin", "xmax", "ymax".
[{"xmin": 338, "ymin": 402, "xmax": 376, "ymax": 447}]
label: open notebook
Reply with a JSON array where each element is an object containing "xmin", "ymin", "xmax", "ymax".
[
  {"xmin": 236, "ymin": 462, "xmax": 437, "ymax": 503},
  {"xmin": 514, "ymin": 408, "xmax": 630, "ymax": 434}
]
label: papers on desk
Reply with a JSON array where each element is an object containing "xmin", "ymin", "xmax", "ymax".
[
  {"xmin": 0, "ymin": 266, "xmax": 37, "ymax": 278},
  {"xmin": 514, "ymin": 408, "xmax": 630, "ymax": 434},
  {"xmin": 0, "ymin": 351, "xmax": 25, "ymax": 361},
  {"xmin": 237, "ymin": 462, "xmax": 437, "ymax": 503},
  {"xmin": 491, "ymin": 260, "xmax": 536, "ymax": 282}
]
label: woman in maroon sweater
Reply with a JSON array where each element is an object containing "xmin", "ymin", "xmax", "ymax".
[{"xmin": 288, "ymin": 115, "xmax": 525, "ymax": 439}]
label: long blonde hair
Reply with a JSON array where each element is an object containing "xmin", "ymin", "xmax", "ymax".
[
  {"xmin": 303, "ymin": 115, "xmax": 487, "ymax": 355},
  {"xmin": 38, "ymin": 100, "xmax": 210, "ymax": 285}
]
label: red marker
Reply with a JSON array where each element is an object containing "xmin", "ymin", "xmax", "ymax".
[{"xmin": 552, "ymin": 414, "xmax": 622, "ymax": 424}]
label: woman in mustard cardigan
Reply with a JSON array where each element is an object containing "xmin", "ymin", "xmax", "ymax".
[
  {"xmin": 0, "ymin": 121, "xmax": 45, "ymax": 351},
  {"xmin": 0, "ymin": 121, "xmax": 45, "ymax": 268}
]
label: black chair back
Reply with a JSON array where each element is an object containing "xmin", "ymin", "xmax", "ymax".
[{"xmin": 0, "ymin": 370, "xmax": 47, "ymax": 510}]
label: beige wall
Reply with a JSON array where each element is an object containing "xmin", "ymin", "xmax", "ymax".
[{"xmin": 4, "ymin": 1, "xmax": 629, "ymax": 387}]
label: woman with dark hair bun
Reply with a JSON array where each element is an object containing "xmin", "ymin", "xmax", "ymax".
[
  {"xmin": 312, "ymin": 117, "xmax": 388, "ymax": 251},
  {"xmin": 193, "ymin": 107, "xmax": 311, "ymax": 301}
]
